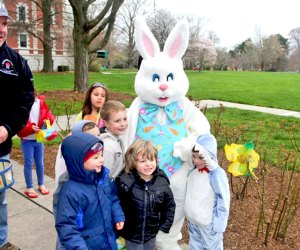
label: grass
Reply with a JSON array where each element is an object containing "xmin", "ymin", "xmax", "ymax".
[
  {"xmin": 187, "ymin": 71, "xmax": 300, "ymax": 111},
  {"xmin": 27, "ymin": 70, "xmax": 300, "ymax": 165},
  {"xmin": 205, "ymin": 107, "xmax": 299, "ymax": 164},
  {"xmin": 33, "ymin": 70, "xmax": 300, "ymax": 111}
]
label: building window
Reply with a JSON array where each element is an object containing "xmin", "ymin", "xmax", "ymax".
[
  {"xmin": 19, "ymin": 34, "xmax": 28, "ymax": 48},
  {"xmin": 18, "ymin": 6, "xmax": 26, "ymax": 22}
]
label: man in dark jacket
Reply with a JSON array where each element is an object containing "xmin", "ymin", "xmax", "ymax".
[{"xmin": 0, "ymin": 3, "xmax": 34, "ymax": 250}]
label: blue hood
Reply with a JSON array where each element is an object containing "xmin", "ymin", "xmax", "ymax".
[
  {"xmin": 61, "ymin": 132, "xmax": 104, "ymax": 184},
  {"xmin": 71, "ymin": 120, "xmax": 94, "ymax": 133}
]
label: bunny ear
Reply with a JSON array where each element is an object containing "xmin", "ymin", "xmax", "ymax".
[
  {"xmin": 135, "ymin": 16, "xmax": 160, "ymax": 59},
  {"xmin": 163, "ymin": 19, "xmax": 189, "ymax": 59}
]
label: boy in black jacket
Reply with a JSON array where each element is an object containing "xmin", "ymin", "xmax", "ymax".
[{"xmin": 116, "ymin": 139, "xmax": 175, "ymax": 250}]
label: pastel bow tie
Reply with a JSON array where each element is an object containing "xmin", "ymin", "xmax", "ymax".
[{"xmin": 139, "ymin": 102, "xmax": 178, "ymax": 123}]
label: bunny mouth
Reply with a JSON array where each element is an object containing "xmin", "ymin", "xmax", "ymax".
[{"xmin": 158, "ymin": 97, "xmax": 169, "ymax": 103}]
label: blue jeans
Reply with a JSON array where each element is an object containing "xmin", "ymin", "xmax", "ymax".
[
  {"xmin": 21, "ymin": 140, "xmax": 44, "ymax": 188},
  {"xmin": 0, "ymin": 154, "xmax": 9, "ymax": 246}
]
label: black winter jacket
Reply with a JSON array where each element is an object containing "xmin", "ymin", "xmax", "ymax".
[
  {"xmin": 0, "ymin": 42, "xmax": 34, "ymax": 156},
  {"xmin": 116, "ymin": 167, "xmax": 175, "ymax": 244}
]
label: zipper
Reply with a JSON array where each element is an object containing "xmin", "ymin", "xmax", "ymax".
[{"xmin": 141, "ymin": 185, "xmax": 148, "ymax": 242}]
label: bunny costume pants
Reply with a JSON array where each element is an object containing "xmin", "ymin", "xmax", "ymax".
[{"xmin": 156, "ymin": 165, "xmax": 189, "ymax": 250}]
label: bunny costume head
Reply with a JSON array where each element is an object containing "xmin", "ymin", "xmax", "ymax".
[{"xmin": 134, "ymin": 17, "xmax": 190, "ymax": 107}]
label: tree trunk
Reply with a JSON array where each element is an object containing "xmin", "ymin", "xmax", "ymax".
[
  {"xmin": 69, "ymin": 0, "xmax": 124, "ymax": 91},
  {"xmin": 41, "ymin": 0, "xmax": 53, "ymax": 72},
  {"xmin": 73, "ymin": 24, "xmax": 89, "ymax": 92}
]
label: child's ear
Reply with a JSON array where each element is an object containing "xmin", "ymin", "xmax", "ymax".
[{"xmin": 103, "ymin": 119, "xmax": 109, "ymax": 127}]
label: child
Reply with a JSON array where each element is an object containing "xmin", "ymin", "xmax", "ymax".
[
  {"xmin": 53, "ymin": 121, "xmax": 100, "ymax": 250},
  {"xmin": 54, "ymin": 120, "xmax": 100, "ymax": 187},
  {"xmin": 100, "ymin": 100, "xmax": 128, "ymax": 178},
  {"xmin": 17, "ymin": 93, "xmax": 54, "ymax": 198},
  {"xmin": 185, "ymin": 134, "xmax": 230, "ymax": 250},
  {"xmin": 116, "ymin": 139, "xmax": 175, "ymax": 250},
  {"xmin": 55, "ymin": 132, "xmax": 125, "ymax": 250},
  {"xmin": 76, "ymin": 82, "xmax": 109, "ymax": 128}
]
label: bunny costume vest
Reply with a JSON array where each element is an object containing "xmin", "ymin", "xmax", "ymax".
[{"xmin": 136, "ymin": 102, "xmax": 187, "ymax": 177}]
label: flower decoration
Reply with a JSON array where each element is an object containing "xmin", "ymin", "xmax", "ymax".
[{"xmin": 224, "ymin": 141, "xmax": 260, "ymax": 178}]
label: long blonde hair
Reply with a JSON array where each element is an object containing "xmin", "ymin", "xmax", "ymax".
[{"xmin": 124, "ymin": 139, "xmax": 157, "ymax": 174}]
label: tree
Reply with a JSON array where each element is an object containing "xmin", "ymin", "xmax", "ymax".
[
  {"xmin": 146, "ymin": 9, "xmax": 176, "ymax": 50},
  {"xmin": 38, "ymin": 0, "xmax": 54, "ymax": 72},
  {"xmin": 258, "ymin": 34, "xmax": 287, "ymax": 71},
  {"xmin": 116, "ymin": 0, "xmax": 148, "ymax": 68},
  {"xmin": 289, "ymin": 27, "xmax": 300, "ymax": 49},
  {"xmin": 193, "ymin": 37, "xmax": 217, "ymax": 70},
  {"xmin": 68, "ymin": 0, "xmax": 124, "ymax": 92},
  {"xmin": 214, "ymin": 47, "xmax": 229, "ymax": 70},
  {"xmin": 288, "ymin": 27, "xmax": 300, "ymax": 71},
  {"xmin": 287, "ymin": 47, "xmax": 300, "ymax": 71}
]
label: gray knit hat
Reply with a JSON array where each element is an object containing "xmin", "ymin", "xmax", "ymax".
[{"xmin": 0, "ymin": 4, "xmax": 12, "ymax": 19}]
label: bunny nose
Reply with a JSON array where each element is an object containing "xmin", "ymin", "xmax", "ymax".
[{"xmin": 159, "ymin": 84, "xmax": 168, "ymax": 91}]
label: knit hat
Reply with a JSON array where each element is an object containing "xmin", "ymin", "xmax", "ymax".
[
  {"xmin": 0, "ymin": 4, "xmax": 12, "ymax": 19},
  {"xmin": 194, "ymin": 134, "xmax": 217, "ymax": 162},
  {"xmin": 84, "ymin": 141, "xmax": 104, "ymax": 162}
]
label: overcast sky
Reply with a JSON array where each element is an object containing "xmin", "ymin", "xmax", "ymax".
[{"xmin": 155, "ymin": 0, "xmax": 299, "ymax": 49}]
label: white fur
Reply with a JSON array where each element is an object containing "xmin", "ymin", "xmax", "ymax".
[{"xmin": 125, "ymin": 17, "xmax": 211, "ymax": 249}]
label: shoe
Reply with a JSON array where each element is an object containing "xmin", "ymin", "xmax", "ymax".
[
  {"xmin": 24, "ymin": 190, "xmax": 38, "ymax": 198},
  {"xmin": 38, "ymin": 186, "xmax": 49, "ymax": 195},
  {"xmin": 0, "ymin": 242, "xmax": 20, "ymax": 250}
]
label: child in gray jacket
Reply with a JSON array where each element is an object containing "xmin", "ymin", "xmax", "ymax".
[{"xmin": 100, "ymin": 100, "xmax": 128, "ymax": 178}]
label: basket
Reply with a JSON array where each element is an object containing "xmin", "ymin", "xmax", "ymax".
[{"xmin": 0, "ymin": 159, "xmax": 15, "ymax": 192}]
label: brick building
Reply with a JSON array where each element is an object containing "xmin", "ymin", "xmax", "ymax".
[{"xmin": 3, "ymin": 0, "xmax": 73, "ymax": 71}]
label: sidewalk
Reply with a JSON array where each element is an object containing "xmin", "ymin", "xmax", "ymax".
[
  {"xmin": 7, "ymin": 160, "xmax": 56, "ymax": 250},
  {"xmin": 6, "ymin": 100, "xmax": 299, "ymax": 250},
  {"xmin": 198, "ymin": 100, "xmax": 300, "ymax": 118},
  {"xmin": 6, "ymin": 160, "xmax": 188, "ymax": 249}
]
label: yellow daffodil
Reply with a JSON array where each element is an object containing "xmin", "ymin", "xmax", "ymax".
[{"xmin": 224, "ymin": 141, "xmax": 260, "ymax": 178}]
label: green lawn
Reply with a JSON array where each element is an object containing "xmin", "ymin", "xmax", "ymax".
[
  {"xmin": 33, "ymin": 70, "xmax": 300, "ymax": 111},
  {"xmin": 205, "ymin": 107, "xmax": 299, "ymax": 165},
  {"xmin": 17, "ymin": 70, "xmax": 299, "ymax": 166}
]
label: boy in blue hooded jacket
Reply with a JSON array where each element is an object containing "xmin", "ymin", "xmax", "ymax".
[{"xmin": 55, "ymin": 132, "xmax": 125, "ymax": 250}]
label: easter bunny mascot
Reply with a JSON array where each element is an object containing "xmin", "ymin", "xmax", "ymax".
[{"xmin": 124, "ymin": 17, "xmax": 211, "ymax": 250}]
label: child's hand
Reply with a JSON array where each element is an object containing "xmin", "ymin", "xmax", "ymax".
[
  {"xmin": 116, "ymin": 221, "xmax": 124, "ymax": 230},
  {"xmin": 32, "ymin": 125, "xmax": 41, "ymax": 133}
]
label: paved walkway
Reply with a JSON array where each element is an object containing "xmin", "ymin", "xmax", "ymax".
[
  {"xmin": 6, "ymin": 100, "xmax": 299, "ymax": 250},
  {"xmin": 199, "ymin": 100, "xmax": 300, "ymax": 118}
]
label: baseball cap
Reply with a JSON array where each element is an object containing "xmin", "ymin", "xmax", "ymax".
[{"xmin": 0, "ymin": 3, "xmax": 12, "ymax": 20}]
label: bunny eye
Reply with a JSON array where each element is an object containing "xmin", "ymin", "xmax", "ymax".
[
  {"xmin": 152, "ymin": 74, "xmax": 160, "ymax": 82},
  {"xmin": 167, "ymin": 73, "xmax": 174, "ymax": 81}
]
